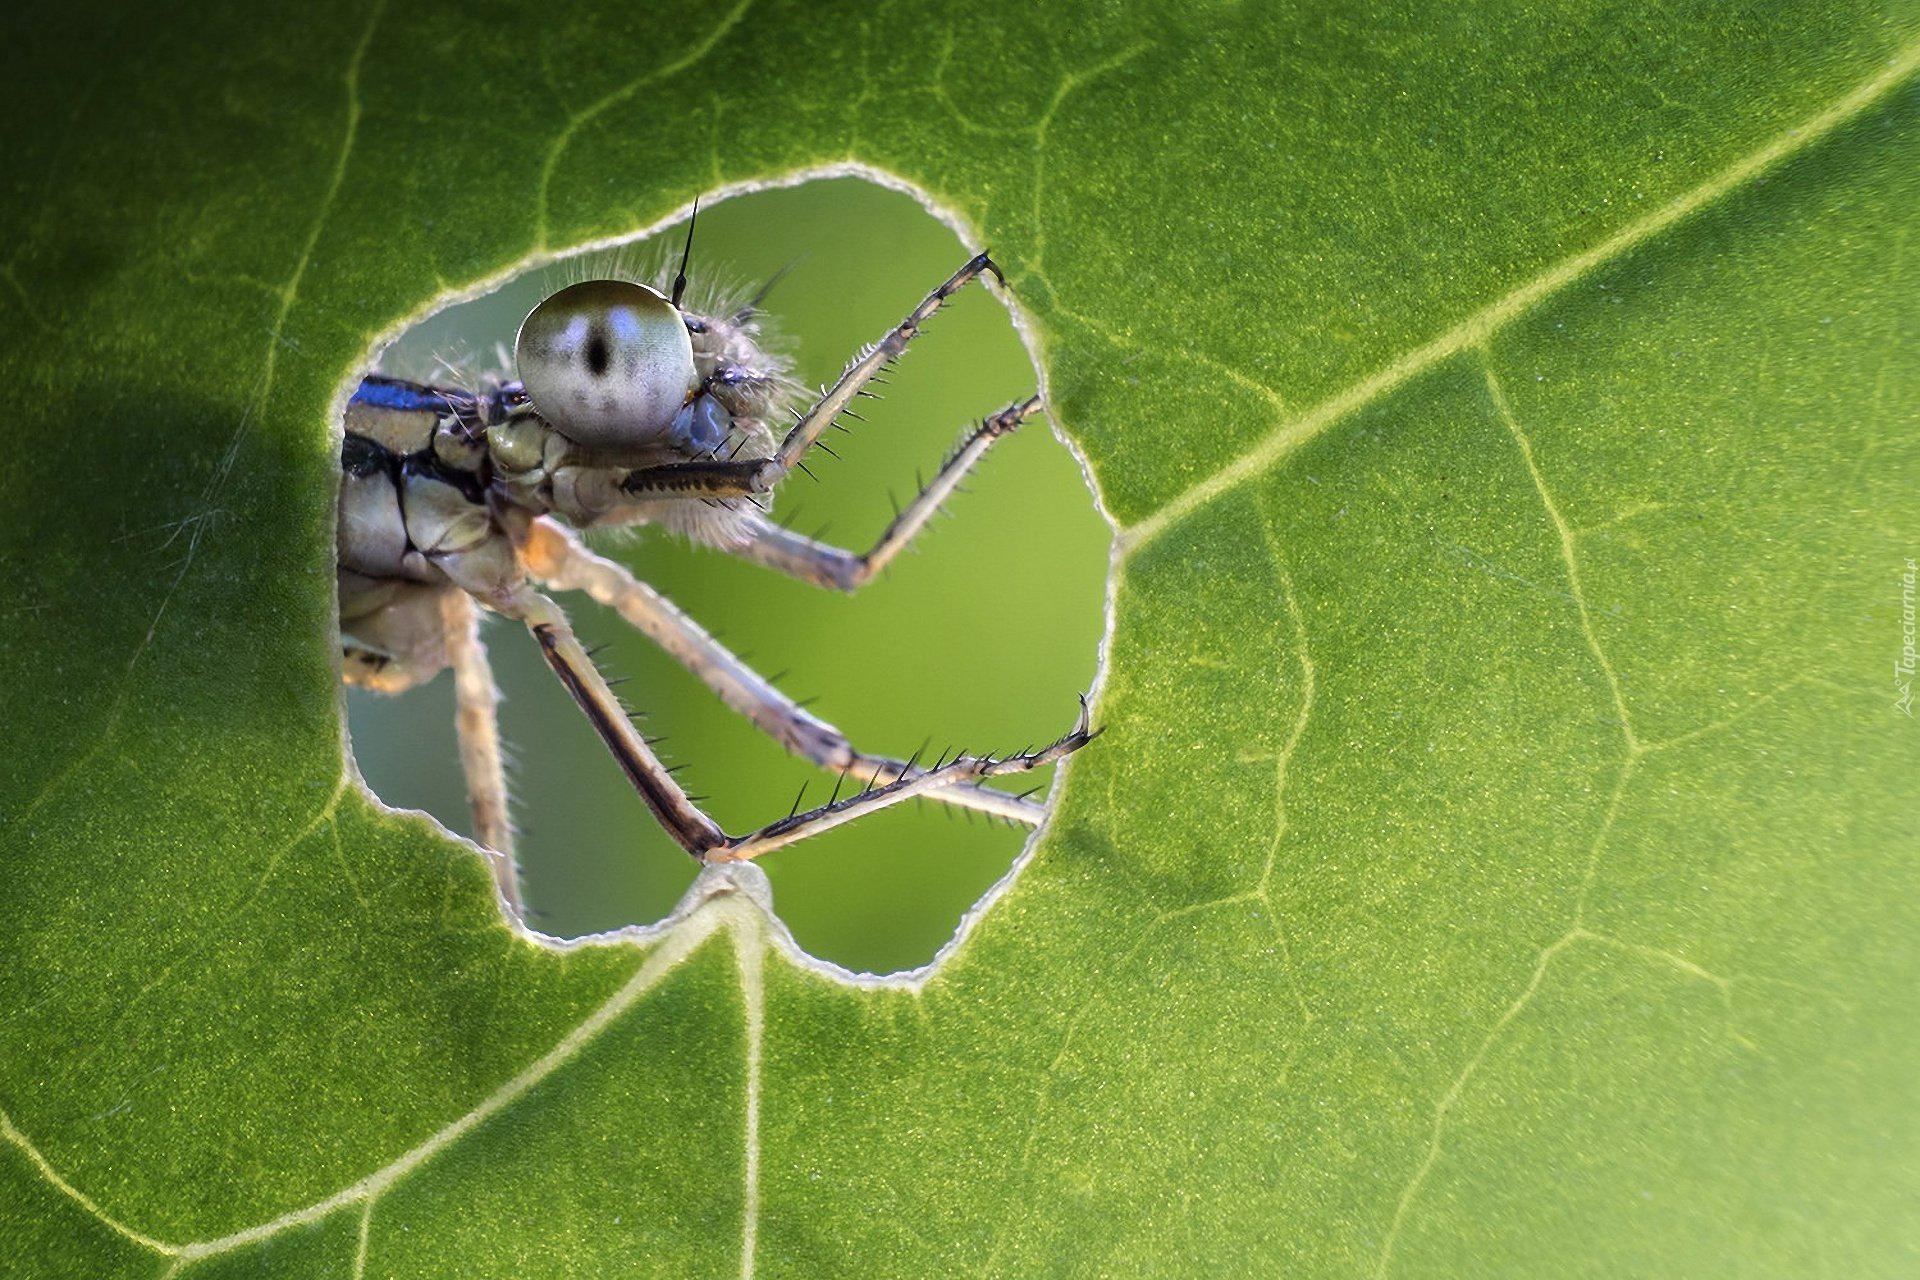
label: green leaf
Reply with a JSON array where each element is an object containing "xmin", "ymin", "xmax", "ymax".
[{"xmin": 5, "ymin": 1, "xmax": 1916, "ymax": 1275}]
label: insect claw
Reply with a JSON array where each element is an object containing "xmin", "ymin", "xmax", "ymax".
[{"xmin": 1073, "ymin": 693, "xmax": 1096, "ymax": 737}]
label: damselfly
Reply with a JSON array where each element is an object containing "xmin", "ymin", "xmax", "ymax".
[{"xmin": 338, "ymin": 216, "xmax": 1095, "ymax": 913}]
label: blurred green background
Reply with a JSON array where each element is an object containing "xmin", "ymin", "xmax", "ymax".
[{"xmin": 346, "ymin": 178, "xmax": 1109, "ymax": 973}]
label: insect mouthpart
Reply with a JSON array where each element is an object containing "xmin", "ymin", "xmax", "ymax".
[{"xmin": 670, "ymin": 392, "xmax": 732, "ymax": 454}]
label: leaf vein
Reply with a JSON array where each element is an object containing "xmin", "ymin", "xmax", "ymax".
[
  {"xmin": 353, "ymin": 1197, "xmax": 373, "ymax": 1279},
  {"xmin": 167, "ymin": 904, "xmax": 733, "ymax": 1262},
  {"xmin": 533, "ymin": 0, "xmax": 757, "ymax": 249},
  {"xmin": 1120, "ymin": 37, "xmax": 1920, "ymax": 552},
  {"xmin": 735, "ymin": 913, "xmax": 766, "ymax": 1280},
  {"xmin": 1252, "ymin": 496, "xmax": 1319, "ymax": 1034},
  {"xmin": 0, "ymin": 894, "xmax": 744, "ymax": 1264},
  {"xmin": 1483, "ymin": 359, "xmax": 1639, "ymax": 754},
  {"xmin": 1372, "ymin": 931, "xmax": 1575, "ymax": 1278},
  {"xmin": 0, "ymin": 1106, "xmax": 173, "ymax": 1256}
]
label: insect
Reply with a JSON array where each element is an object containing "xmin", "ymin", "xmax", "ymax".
[{"xmin": 337, "ymin": 214, "xmax": 1096, "ymax": 912}]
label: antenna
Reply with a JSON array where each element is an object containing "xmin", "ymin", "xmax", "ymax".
[
  {"xmin": 670, "ymin": 197, "xmax": 699, "ymax": 308},
  {"xmin": 729, "ymin": 254, "xmax": 807, "ymax": 325}
]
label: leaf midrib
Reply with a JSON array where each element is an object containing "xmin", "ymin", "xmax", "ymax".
[
  {"xmin": 1, "ymin": 890, "xmax": 764, "ymax": 1271},
  {"xmin": 1117, "ymin": 35, "xmax": 1920, "ymax": 554}
]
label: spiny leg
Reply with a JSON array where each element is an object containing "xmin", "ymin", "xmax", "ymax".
[
  {"xmin": 619, "ymin": 252, "xmax": 1005, "ymax": 501},
  {"xmin": 709, "ymin": 700, "xmax": 1096, "ymax": 863},
  {"xmin": 439, "ymin": 589, "xmax": 522, "ymax": 915},
  {"xmin": 491, "ymin": 585, "xmax": 726, "ymax": 856},
  {"xmin": 727, "ymin": 395, "xmax": 1041, "ymax": 592},
  {"xmin": 519, "ymin": 518, "xmax": 1045, "ymax": 825},
  {"xmin": 770, "ymin": 250, "xmax": 1003, "ymax": 474},
  {"xmin": 496, "ymin": 584, "xmax": 1094, "ymax": 862}
]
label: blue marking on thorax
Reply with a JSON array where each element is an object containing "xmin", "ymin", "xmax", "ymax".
[{"xmin": 352, "ymin": 376, "xmax": 458, "ymax": 415}]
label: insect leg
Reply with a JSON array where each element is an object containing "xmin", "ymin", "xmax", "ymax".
[
  {"xmin": 491, "ymin": 585, "xmax": 727, "ymax": 858},
  {"xmin": 618, "ymin": 252, "xmax": 1005, "ymax": 501},
  {"xmin": 439, "ymin": 590, "xmax": 523, "ymax": 913},
  {"xmin": 724, "ymin": 396, "xmax": 1041, "ymax": 592},
  {"xmin": 519, "ymin": 518, "xmax": 1045, "ymax": 825},
  {"xmin": 706, "ymin": 699, "xmax": 1097, "ymax": 863},
  {"xmin": 771, "ymin": 251, "xmax": 1003, "ymax": 473},
  {"xmin": 491, "ymin": 582, "xmax": 1093, "ymax": 862}
]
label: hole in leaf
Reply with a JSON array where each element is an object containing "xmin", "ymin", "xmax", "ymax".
[{"xmin": 344, "ymin": 176, "xmax": 1108, "ymax": 973}]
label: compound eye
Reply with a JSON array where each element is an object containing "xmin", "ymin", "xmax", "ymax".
[{"xmin": 514, "ymin": 280, "xmax": 698, "ymax": 447}]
